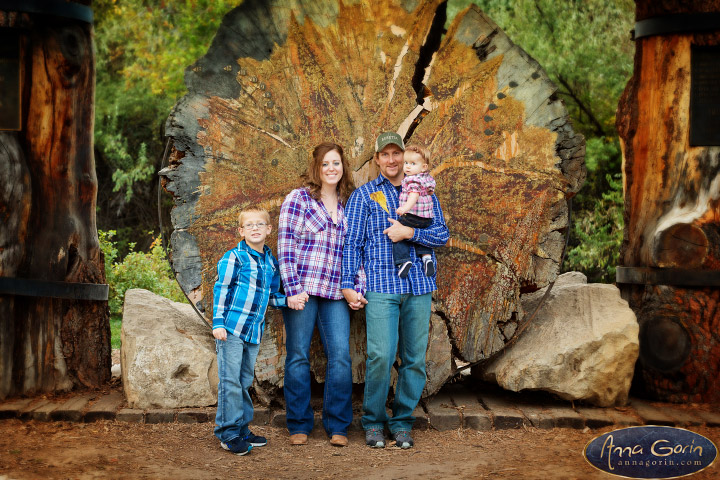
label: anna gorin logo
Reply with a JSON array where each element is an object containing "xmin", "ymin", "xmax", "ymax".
[{"xmin": 584, "ymin": 426, "xmax": 717, "ymax": 479}]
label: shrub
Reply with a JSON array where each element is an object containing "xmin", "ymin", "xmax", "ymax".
[
  {"xmin": 565, "ymin": 174, "xmax": 624, "ymax": 283},
  {"xmin": 99, "ymin": 230, "xmax": 187, "ymax": 331}
]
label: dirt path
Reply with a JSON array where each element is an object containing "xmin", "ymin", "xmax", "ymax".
[{"xmin": 1, "ymin": 420, "xmax": 718, "ymax": 479}]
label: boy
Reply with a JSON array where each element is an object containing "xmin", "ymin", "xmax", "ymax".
[{"xmin": 212, "ymin": 206, "xmax": 287, "ymax": 455}]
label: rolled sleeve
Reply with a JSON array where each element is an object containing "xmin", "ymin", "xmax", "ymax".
[{"xmin": 410, "ymin": 195, "xmax": 449, "ymax": 248}]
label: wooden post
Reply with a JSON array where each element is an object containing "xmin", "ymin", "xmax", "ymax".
[
  {"xmin": 0, "ymin": 1, "xmax": 110, "ymax": 399},
  {"xmin": 616, "ymin": 0, "xmax": 720, "ymax": 402}
]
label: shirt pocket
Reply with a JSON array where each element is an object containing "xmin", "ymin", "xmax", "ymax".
[{"xmin": 303, "ymin": 208, "xmax": 327, "ymax": 235}]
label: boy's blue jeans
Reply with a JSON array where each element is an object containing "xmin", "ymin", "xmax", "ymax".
[
  {"xmin": 361, "ymin": 291, "xmax": 431, "ymax": 434},
  {"xmin": 283, "ymin": 296, "xmax": 353, "ymax": 436},
  {"xmin": 214, "ymin": 333, "xmax": 260, "ymax": 443}
]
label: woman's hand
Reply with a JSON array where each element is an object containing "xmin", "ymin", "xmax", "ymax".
[
  {"xmin": 342, "ymin": 288, "xmax": 368, "ymax": 310},
  {"xmin": 288, "ymin": 292, "xmax": 309, "ymax": 310}
]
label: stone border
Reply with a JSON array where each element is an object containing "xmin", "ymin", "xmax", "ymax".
[{"xmin": 2, "ymin": 388, "xmax": 718, "ymax": 429}]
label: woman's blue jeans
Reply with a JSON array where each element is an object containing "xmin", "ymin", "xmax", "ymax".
[
  {"xmin": 283, "ymin": 296, "xmax": 353, "ymax": 436},
  {"xmin": 362, "ymin": 291, "xmax": 431, "ymax": 434},
  {"xmin": 214, "ymin": 333, "xmax": 260, "ymax": 443}
]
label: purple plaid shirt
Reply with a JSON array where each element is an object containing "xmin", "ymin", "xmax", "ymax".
[
  {"xmin": 278, "ymin": 188, "xmax": 364, "ymax": 300},
  {"xmin": 400, "ymin": 172, "xmax": 436, "ymax": 218}
]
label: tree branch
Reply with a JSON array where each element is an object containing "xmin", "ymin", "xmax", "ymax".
[{"xmin": 557, "ymin": 74, "xmax": 607, "ymax": 136}]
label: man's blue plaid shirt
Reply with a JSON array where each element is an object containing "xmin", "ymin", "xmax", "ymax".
[
  {"xmin": 341, "ymin": 174, "xmax": 449, "ymax": 295},
  {"xmin": 212, "ymin": 240, "xmax": 286, "ymax": 344}
]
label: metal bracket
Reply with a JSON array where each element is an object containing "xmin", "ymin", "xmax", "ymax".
[
  {"xmin": 616, "ymin": 267, "xmax": 720, "ymax": 287},
  {"xmin": 634, "ymin": 13, "xmax": 720, "ymax": 40},
  {"xmin": 0, "ymin": 277, "xmax": 108, "ymax": 301},
  {"xmin": 0, "ymin": 0, "xmax": 93, "ymax": 24}
]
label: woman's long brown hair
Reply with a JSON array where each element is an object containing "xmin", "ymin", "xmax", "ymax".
[{"xmin": 302, "ymin": 142, "xmax": 355, "ymax": 205}]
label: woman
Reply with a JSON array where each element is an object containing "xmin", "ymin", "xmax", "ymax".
[{"xmin": 278, "ymin": 142, "xmax": 365, "ymax": 447}]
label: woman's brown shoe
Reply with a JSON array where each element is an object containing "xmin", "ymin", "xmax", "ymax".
[
  {"xmin": 289, "ymin": 433, "xmax": 308, "ymax": 445},
  {"xmin": 329, "ymin": 434, "xmax": 348, "ymax": 447}
]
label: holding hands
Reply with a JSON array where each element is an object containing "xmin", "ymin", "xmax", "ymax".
[
  {"xmin": 341, "ymin": 288, "xmax": 368, "ymax": 310},
  {"xmin": 288, "ymin": 292, "xmax": 310, "ymax": 310}
]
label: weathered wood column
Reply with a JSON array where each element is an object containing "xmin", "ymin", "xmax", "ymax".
[
  {"xmin": 616, "ymin": 0, "xmax": 720, "ymax": 402},
  {"xmin": 162, "ymin": 0, "xmax": 585, "ymax": 395},
  {"xmin": 0, "ymin": 2, "xmax": 110, "ymax": 399}
]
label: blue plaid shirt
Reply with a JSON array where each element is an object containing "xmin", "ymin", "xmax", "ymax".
[
  {"xmin": 341, "ymin": 174, "xmax": 449, "ymax": 295},
  {"xmin": 212, "ymin": 240, "xmax": 286, "ymax": 344}
]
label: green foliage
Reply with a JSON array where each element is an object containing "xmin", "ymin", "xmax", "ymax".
[
  {"xmin": 99, "ymin": 230, "xmax": 187, "ymax": 324},
  {"xmin": 94, "ymin": 1, "xmax": 236, "ymax": 254},
  {"xmin": 565, "ymin": 174, "xmax": 624, "ymax": 283}
]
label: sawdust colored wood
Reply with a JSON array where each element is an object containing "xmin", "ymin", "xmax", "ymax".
[{"xmin": 162, "ymin": 0, "xmax": 585, "ymax": 394}]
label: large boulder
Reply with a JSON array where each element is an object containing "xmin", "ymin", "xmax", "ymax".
[
  {"xmin": 481, "ymin": 273, "xmax": 639, "ymax": 407},
  {"xmin": 121, "ymin": 289, "xmax": 219, "ymax": 409}
]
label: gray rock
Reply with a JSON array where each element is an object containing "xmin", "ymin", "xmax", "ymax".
[
  {"xmin": 482, "ymin": 277, "xmax": 638, "ymax": 407},
  {"xmin": 121, "ymin": 289, "xmax": 219, "ymax": 409}
]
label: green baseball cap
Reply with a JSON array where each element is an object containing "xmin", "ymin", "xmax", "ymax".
[{"xmin": 375, "ymin": 131, "xmax": 405, "ymax": 152}]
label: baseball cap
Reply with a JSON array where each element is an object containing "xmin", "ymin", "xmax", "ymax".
[{"xmin": 375, "ymin": 131, "xmax": 405, "ymax": 152}]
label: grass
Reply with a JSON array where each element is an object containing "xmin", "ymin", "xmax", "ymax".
[{"xmin": 110, "ymin": 318, "xmax": 122, "ymax": 349}]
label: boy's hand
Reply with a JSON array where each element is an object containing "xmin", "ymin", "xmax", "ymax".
[
  {"xmin": 213, "ymin": 327, "xmax": 227, "ymax": 341},
  {"xmin": 288, "ymin": 292, "xmax": 309, "ymax": 310}
]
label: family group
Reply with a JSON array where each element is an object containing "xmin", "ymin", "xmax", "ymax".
[{"xmin": 211, "ymin": 131, "xmax": 449, "ymax": 455}]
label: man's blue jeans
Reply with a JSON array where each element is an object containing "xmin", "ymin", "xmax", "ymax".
[
  {"xmin": 214, "ymin": 333, "xmax": 260, "ymax": 443},
  {"xmin": 283, "ymin": 296, "xmax": 353, "ymax": 436},
  {"xmin": 362, "ymin": 291, "xmax": 431, "ymax": 433}
]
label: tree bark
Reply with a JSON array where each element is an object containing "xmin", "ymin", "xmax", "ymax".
[
  {"xmin": 616, "ymin": 0, "xmax": 720, "ymax": 402},
  {"xmin": 0, "ymin": 4, "xmax": 110, "ymax": 399},
  {"xmin": 162, "ymin": 0, "xmax": 585, "ymax": 395}
]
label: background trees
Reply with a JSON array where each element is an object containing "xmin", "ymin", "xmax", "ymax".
[{"xmin": 93, "ymin": 0, "xmax": 633, "ymax": 288}]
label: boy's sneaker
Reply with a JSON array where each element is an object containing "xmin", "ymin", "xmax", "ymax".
[
  {"xmin": 423, "ymin": 257, "xmax": 435, "ymax": 277},
  {"xmin": 398, "ymin": 261, "xmax": 412, "ymax": 278},
  {"xmin": 392, "ymin": 430, "xmax": 414, "ymax": 449},
  {"xmin": 243, "ymin": 431, "xmax": 267, "ymax": 447},
  {"xmin": 221, "ymin": 437, "xmax": 253, "ymax": 455},
  {"xmin": 365, "ymin": 427, "xmax": 386, "ymax": 448}
]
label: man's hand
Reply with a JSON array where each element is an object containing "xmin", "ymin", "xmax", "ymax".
[
  {"xmin": 213, "ymin": 327, "xmax": 227, "ymax": 341},
  {"xmin": 288, "ymin": 292, "xmax": 309, "ymax": 310},
  {"xmin": 342, "ymin": 288, "xmax": 368, "ymax": 310},
  {"xmin": 383, "ymin": 218, "xmax": 414, "ymax": 243}
]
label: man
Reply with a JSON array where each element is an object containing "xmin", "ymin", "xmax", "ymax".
[{"xmin": 341, "ymin": 131, "xmax": 449, "ymax": 449}]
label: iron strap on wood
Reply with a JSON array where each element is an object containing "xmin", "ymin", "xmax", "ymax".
[
  {"xmin": 0, "ymin": 0, "xmax": 93, "ymax": 24},
  {"xmin": 0, "ymin": 277, "xmax": 108, "ymax": 301},
  {"xmin": 634, "ymin": 13, "xmax": 720, "ymax": 39},
  {"xmin": 616, "ymin": 267, "xmax": 720, "ymax": 287}
]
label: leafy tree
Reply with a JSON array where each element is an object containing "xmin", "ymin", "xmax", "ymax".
[{"xmin": 94, "ymin": 0, "xmax": 235, "ymax": 253}]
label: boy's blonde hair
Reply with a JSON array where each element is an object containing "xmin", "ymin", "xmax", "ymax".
[
  {"xmin": 404, "ymin": 144, "xmax": 431, "ymax": 165},
  {"xmin": 238, "ymin": 207, "xmax": 271, "ymax": 227}
]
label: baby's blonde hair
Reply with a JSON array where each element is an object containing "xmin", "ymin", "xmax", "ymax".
[
  {"xmin": 404, "ymin": 144, "xmax": 431, "ymax": 165},
  {"xmin": 238, "ymin": 207, "xmax": 271, "ymax": 227}
]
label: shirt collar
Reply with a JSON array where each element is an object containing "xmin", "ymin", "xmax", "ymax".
[
  {"xmin": 373, "ymin": 173, "xmax": 404, "ymax": 187},
  {"xmin": 238, "ymin": 240, "xmax": 268, "ymax": 258}
]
